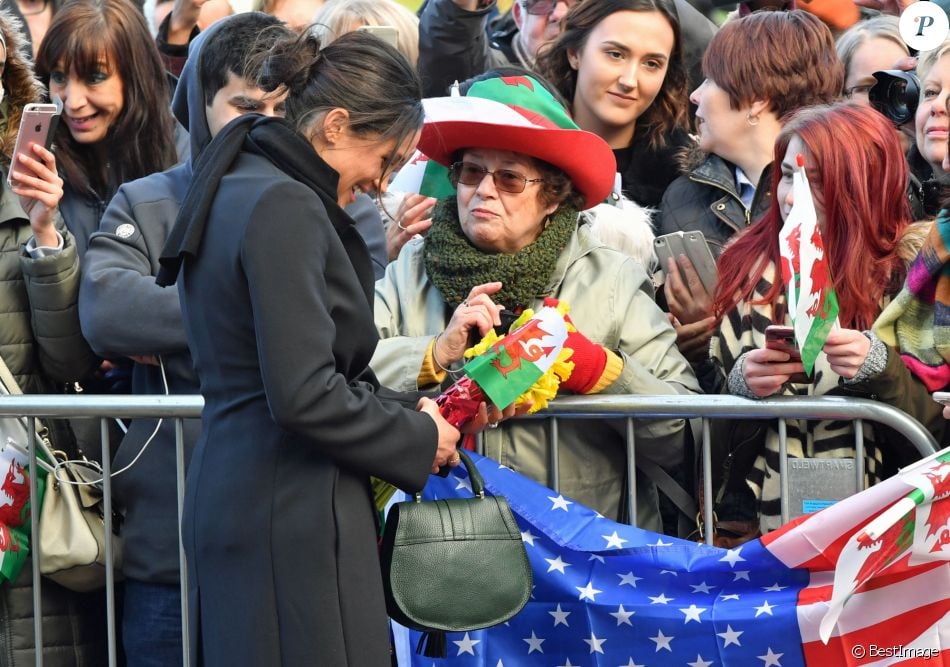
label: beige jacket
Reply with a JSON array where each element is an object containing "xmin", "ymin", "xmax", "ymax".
[{"xmin": 373, "ymin": 222, "xmax": 700, "ymax": 530}]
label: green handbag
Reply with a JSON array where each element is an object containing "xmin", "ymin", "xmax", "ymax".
[{"xmin": 380, "ymin": 450, "xmax": 532, "ymax": 657}]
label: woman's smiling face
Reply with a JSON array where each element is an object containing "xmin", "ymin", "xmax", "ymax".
[{"xmin": 49, "ymin": 57, "xmax": 124, "ymax": 145}]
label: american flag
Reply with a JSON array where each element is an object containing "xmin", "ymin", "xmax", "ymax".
[{"xmin": 395, "ymin": 451, "xmax": 950, "ymax": 666}]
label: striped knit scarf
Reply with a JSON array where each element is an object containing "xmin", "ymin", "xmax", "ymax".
[{"xmin": 874, "ymin": 211, "xmax": 950, "ymax": 391}]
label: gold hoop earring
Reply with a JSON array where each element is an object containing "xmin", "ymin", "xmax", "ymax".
[{"xmin": 746, "ymin": 112, "xmax": 760, "ymax": 126}]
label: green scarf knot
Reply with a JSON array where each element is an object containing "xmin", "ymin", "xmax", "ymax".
[{"xmin": 422, "ymin": 196, "xmax": 578, "ymax": 312}]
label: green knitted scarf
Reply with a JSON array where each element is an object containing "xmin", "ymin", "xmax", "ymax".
[{"xmin": 423, "ymin": 196, "xmax": 578, "ymax": 311}]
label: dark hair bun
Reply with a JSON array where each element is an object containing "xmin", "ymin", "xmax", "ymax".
[{"xmin": 258, "ymin": 31, "xmax": 322, "ymax": 94}]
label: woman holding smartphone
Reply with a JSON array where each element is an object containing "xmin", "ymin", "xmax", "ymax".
[
  {"xmin": 34, "ymin": 0, "xmax": 181, "ymax": 257},
  {"xmin": 658, "ymin": 10, "xmax": 843, "ymax": 370},
  {"xmin": 156, "ymin": 30, "xmax": 472, "ymax": 665},
  {"xmin": 708, "ymin": 103, "xmax": 929, "ymax": 539},
  {"xmin": 0, "ymin": 6, "xmax": 104, "ymax": 664}
]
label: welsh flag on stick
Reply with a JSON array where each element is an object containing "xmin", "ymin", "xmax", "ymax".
[{"xmin": 777, "ymin": 154, "xmax": 839, "ymax": 374}]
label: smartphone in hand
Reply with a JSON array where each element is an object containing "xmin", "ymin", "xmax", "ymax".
[
  {"xmin": 764, "ymin": 324, "xmax": 810, "ymax": 384},
  {"xmin": 654, "ymin": 230, "xmax": 718, "ymax": 294},
  {"xmin": 7, "ymin": 103, "xmax": 60, "ymax": 189}
]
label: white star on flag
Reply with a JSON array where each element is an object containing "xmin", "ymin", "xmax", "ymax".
[
  {"xmin": 549, "ymin": 604, "xmax": 570, "ymax": 627},
  {"xmin": 650, "ymin": 629, "xmax": 674, "ymax": 652},
  {"xmin": 688, "ymin": 655, "xmax": 714, "ymax": 667},
  {"xmin": 679, "ymin": 604, "xmax": 707, "ymax": 623},
  {"xmin": 584, "ymin": 632, "xmax": 607, "ymax": 654},
  {"xmin": 650, "ymin": 538, "xmax": 672, "ymax": 547},
  {"xmin": 576, "ymin": 581, "xmax": 602, "ymax": 601},
  {"xmin": 589, "ymin": 554, "xmax": 606, "ymax": 563},
  {"xmin": 454, "ymin": 476, "xmax": 472, "ymax": 493},
  {"xmin": 609, "ymin": 604, "xmax": 635, "ymax": 626},
  {"xmin": 618, "ymin": 571, "xmax": 642, "ymax": 587},
  {"xmin": 453, "ymin": 633, "xmax": 480, "ymax": 656},
  {"xmin": 548, "ymin": 494, "xmax": 573, "ymax": 511},
  {"xmin": 648, "ymin": 592, "xmax": 673, "ymax": 604},
  {"xmin": 717, "ymin": 625, "xmax": 744, "ymax": 647},
  {"xmin": 523, "ymin": 631, "xmax": 544, "ymax": 654},
  {"xmin": 755, "ymin": 600, "xmax": 776, "ymax": 617},
  {"xmin": 545, "ymin": 555, "xmax": 570, "ymax": 574},
  {"xmin": 690, "ymin": 581, "xmax": 715, "ymax": 593},
  {"xmin": 720, "ymin": 548, "xmax": 746, "ymax": 567},
  {"xmin": 660, "ymin": 570, "xmax": 678, "ymax": 576},
  {"xmin": 520, "ymin": 530, "xmax": 536, "ymax": 546},
  {"xmin": 558, "ymin": 660, "xmax": 578, "ymax": 667},
  {"xmin": 758, "ymin": 647, "xmax": 783, "ymax": 666},
  {"xmin": 620, "ymin": 659, "xmax": 644, "ymax": 667},
  {"xmin": 602, "ymin": 531, "xmax": 628, "ymax": 548},
  {"xmin": 762, "ymin": 583, "xmax": 787, "ymax": 592},
  {"xmin": 733, "ymin": 571, "xmax": 751, "ymax": 581},
  {"xmin": 720, "ymin": 593, "xmax": 740, "ymax": 601}
]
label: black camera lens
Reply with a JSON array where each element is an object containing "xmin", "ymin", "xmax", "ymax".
[{"xmin": 868, "ymin": 69, "xmax": 920, "ymax": 126}]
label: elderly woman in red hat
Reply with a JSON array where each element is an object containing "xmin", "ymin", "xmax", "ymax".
[{"xmin": 372, "ymin": 74, "xmax": 699, "ymax": 530}]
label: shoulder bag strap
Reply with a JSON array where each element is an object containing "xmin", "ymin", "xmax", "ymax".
[{"xmin": 0, "ymin": 353, "xmax": 56, "ymax": 463}]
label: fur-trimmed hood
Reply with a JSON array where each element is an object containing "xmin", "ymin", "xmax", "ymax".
[
  {"xmin": 675, "ymin": 139, "xmax": 709, "ymax": 176},
  {"xmin": 0, "ymin": 8, "xmax": 43, "ymax": 169}
]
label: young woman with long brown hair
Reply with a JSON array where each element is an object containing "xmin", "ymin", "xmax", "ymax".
[{"xmin": 535, "ymin": 0, "xmax": 690, "ymax": 208}]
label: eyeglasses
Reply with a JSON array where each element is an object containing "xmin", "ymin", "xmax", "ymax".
[
  {"xmin": 521, "ymin": 0, "xmax": 577, "ymax": 17},
  {"xmin": 449, "ymin": 161, "xmax": 546, "ymax": 194}
]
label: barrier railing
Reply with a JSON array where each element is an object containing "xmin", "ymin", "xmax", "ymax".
[{"xmin": 0, "ymin": 393, "xmax": 937, "ymax": 667}]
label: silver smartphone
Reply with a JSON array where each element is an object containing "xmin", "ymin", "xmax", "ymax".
[
  {"xmin": 356, "ymin": 25, "xmax": 399, "ymax": 49},
  {"xmin": 654, "ymin": 230, "xmax": 718, "ymax": 294},
  {"xmin": 7, "ymin": 103, "xmax": 60, "ymax": 188},
  {"xmin": 933, "ymin": 391, "xmax": 950, "ymax": 405}
]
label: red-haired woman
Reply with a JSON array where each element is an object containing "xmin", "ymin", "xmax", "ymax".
[{"xmin": 708, "ymin": 103, "xmax": 931, "ymax": 537}]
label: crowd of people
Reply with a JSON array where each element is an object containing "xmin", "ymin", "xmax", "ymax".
[{"xmin": 0, "ymin": 0, "xmax": 946, "ymax": 664}]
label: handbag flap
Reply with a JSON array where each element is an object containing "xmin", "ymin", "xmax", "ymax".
[{"xmin": 382, "ymin": 494, "xmax": 532, "ymax": 632}]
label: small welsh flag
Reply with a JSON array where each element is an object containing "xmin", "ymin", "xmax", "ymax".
[
  {"xmin": 463, "ymin": 306, "xmax": 568, "ymax": 410},
  {"xmin": 0, "ymin": 435, "xmax": 46, "ymax": 583},
  {"xmin": 777, "ymin": 154, "xmax": 839, "ymax": 374}
]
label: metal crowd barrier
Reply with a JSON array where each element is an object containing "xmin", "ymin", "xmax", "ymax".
[{"xmin": 0, "ymin": 393, "xmax": 937, "ymax": 667}]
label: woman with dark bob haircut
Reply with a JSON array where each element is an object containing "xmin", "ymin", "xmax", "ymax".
[
  {"xmin": 535, "ymin": 0, "xmax": 691, "ymax": 209},
  {"xmin": 35, "ymin": 0, "xmax": 180, "ymax": 256},
  {"xmin": 658, "ymin": 10, "xmax": 843, "ymax": 370},
  {"xmin": 157, "ymin": 30, "xmax": 472, "ymax": 665}
]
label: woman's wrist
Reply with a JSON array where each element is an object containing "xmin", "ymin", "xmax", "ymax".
[{"xmin": 432, "ymin": 332, "xmax": 458, "ymax": 374}]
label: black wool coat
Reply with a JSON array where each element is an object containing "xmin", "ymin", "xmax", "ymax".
[{"xmin": 173, "ymin": 120, "xmax": 437, "ymax": 666}]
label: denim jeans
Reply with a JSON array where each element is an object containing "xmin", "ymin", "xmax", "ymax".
[{"xmin": 122, "ymin": 579, "xmax": 183, "ymax": 667}]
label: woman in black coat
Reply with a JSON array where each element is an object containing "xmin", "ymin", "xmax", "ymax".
[{"xmin": 157, "ymin": 31, "xmax": 466, "ymax": 666}]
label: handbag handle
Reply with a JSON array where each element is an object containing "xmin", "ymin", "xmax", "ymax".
[{"xmin": 415, "ymin": 449, "xmax": 485, "ymax": 502}]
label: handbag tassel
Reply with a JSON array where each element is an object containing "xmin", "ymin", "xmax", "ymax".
[{"xmin": 416, "ymin": 630, "xmax": 447, "ymax": 658}]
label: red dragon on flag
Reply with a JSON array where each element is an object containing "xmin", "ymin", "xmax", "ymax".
[{"xmin": 777, "ymin": 154, "xmax": 839, "ymax": 375}]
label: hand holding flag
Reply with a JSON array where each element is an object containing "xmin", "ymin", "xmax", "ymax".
[{"xmin": 777, "ymin": 154, "xmax": 839, "ymax": 376}]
